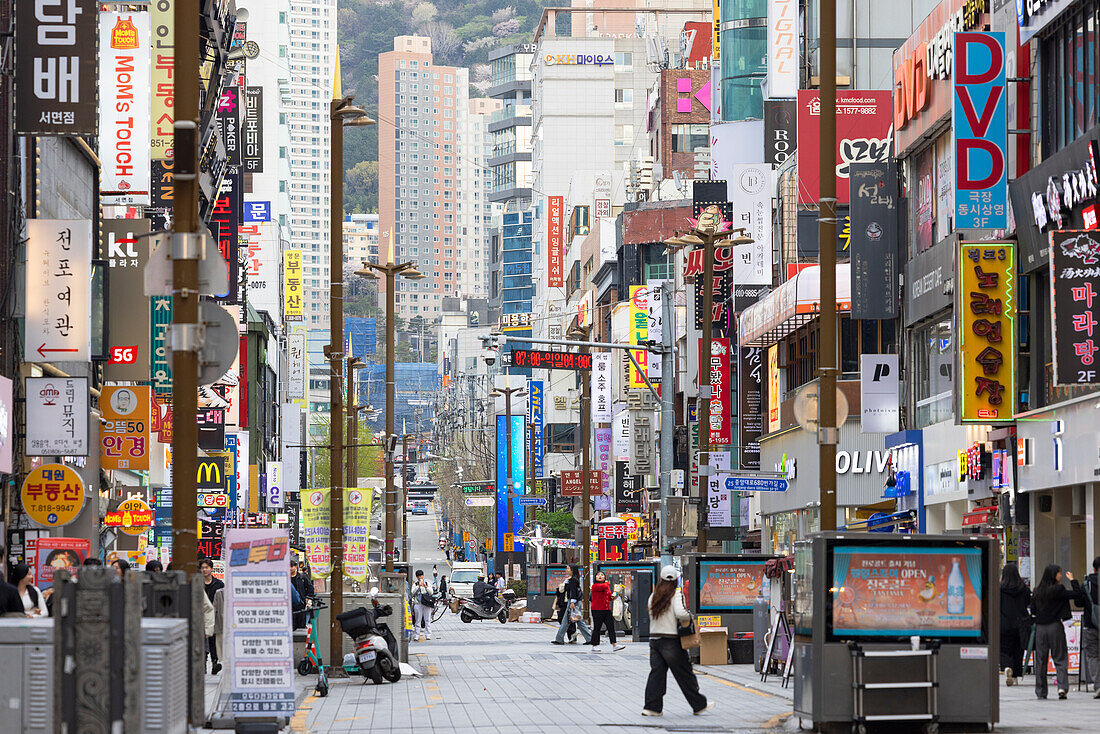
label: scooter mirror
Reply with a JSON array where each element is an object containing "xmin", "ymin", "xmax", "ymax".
[{"xmin": 370, "ymin": 588, "xmax": 379, "ymax": 598}]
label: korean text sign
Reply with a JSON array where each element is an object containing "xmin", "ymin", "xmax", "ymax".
[
  {"xmin": 528, "ymin": 379, "xmax": 544, "ymax": 478},
  {"xmin": 21, "ymin": 463, "xmax": 85, "ymax": 528},
  {"xmin": 283, "ymin": 250, "xmax": 303, "ymax": 321},
  {"xmin": 224, "ymin": 529, "xmax": 295, "ymax": 716},
  {"xmin": 705, "ymin": 337, "xmax": 732, "ymax": 445},
  {"xmin": 1049, "ymin": 230, "xmax": 1100, "ymax": 384},
  {"xmin": 99, "ymin": 12, "xmax": 151, "ymax": 206},
  {"xmin": 797, "ymin": 90, "xmax": 893, "ymax": 205},
  {"xmin": 629, "ymin": 285, "xmax": 649, "ymax": 388},
  {"xmin": 959, "ymin": 242, "xmax": 1015, "ymax": 421},
  {"xmin": 953, "ymin": 32, "xmax": 1007, "ymax": 228},
  {"xmin": 25, "ymin": 376, "xmax": 88, "ymax": 456},
  {"xmin": 697, "ymin": 560, "xmax": 766, "ymax": 610},
  {"xmin": 831, "ymin": 545, "xmax": 983, "ymax": 638},
  {"xmin": 300, "ymin": 488, "xmax": 330, "ymax": 577},
  {"xmin": 548, "ymin": 196, "xmax": 564, "ymax": 288},
  {"xmin": 25, "ymin": 219, "xmax": 92, "ymax": 362},
  {"xmin": 101, "ymin": 386, "xmax": 151, "ymax": 470}
]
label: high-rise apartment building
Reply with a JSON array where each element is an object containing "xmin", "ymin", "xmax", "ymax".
[
  {"xmin": 343, "ymin": 213, "xmax": 379, "ymax": 269},
  {"xmin": 458, "ymin": 98, "xmax": 500, "ymax": 301}
]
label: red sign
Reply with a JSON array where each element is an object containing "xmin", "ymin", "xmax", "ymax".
[
  {"xmin": 680, "ymin": 21, "xmax": 713, "ymax": 68},
  {"xmin": 703, "ymin": 337, "xmax": 732, "ymax": 446},
  {"xmin": 104, "ymin": 509, "xmax": 154, "ymax": 527},
  {"xmin": 797, "ymin": 90, "xmax": 893, "ymax": 205},
  {"xmin": 548, "ymin": 196, "xmax": 564, "ymax": 288},
  {"xmin": 560, "ymin": 469, "xmax": 603, "ymax": 497}
]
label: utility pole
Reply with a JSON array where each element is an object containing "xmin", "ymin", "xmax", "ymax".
[
  {"xmin": 819, "ymin": 0, "xmax": 838, "ymax": 531},
  {"xmin": 401, "ymin": 433, "xmax": 409, "ymax": 563},
  {"xmin": 491, "ymin": 384, "xmax": 526, "ymax": 581},
  {"xmin": 576, "ymin": 327, "xmax": 592, "ymax": 616},
  {"xmin": 658, "ymin": 281, "xmax": 675, "ymax": 565}
]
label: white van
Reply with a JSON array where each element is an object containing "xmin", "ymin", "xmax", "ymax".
[{"xmin": 447, "ymin": 561, "xmax": 485, "ymax": 599}]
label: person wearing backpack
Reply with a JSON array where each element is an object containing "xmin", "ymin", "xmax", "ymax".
[
  {"xmin": 413, "ymin": 570, "xmax": 435, "ymax": 641},
  {"xmin": 12, "ymin": 563, "xmax": 46, "ymax": 617},
  {"xmin": 1083, "ymin": 556, "xmax": 1100, "ymax": 698}
]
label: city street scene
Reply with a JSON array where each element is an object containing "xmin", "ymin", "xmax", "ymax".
[{"xmin": 0, "ymin": 0, "xmax": 1099, "ymax": 732}]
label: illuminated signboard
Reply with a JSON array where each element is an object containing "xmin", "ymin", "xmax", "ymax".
[
  {"xmin": 511, "ymin": 349, "xmax": 593, "ymax": 371},
  {"xmin": 959, "ymin": 241, "xmax": 1015, "ymax": 422}
]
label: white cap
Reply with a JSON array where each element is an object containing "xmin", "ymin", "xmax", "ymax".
[{"xmin": 660, "ymin": 565, "xmax": 680, "ymax": 581}]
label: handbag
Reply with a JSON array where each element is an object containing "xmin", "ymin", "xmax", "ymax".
[
  {"xmin": 679, "ymin": 618, "xmax": 701, "ymax": 650},
  {"xmin": 570, "ymin": 604, "xmax": 583, "ymax": 622}
]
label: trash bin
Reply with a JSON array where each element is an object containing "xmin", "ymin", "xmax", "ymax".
[
  {"xmin": 699, "ymin": 627, "xmax": 729, "ymax": 666},
  {"xmin": 753, "ymin": 597, "xmax": 770, "ymax": 671},
  {"xmin": 729, "ymin": 630, "xmax": 755, "ymax": 664}
]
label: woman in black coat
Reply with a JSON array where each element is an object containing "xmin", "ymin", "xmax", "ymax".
[
  {"xmin": 999, "ymin": 562, "xmax": 1031, "ymax": 685},
  {"xmin": 1030, "ymin": 564, "xmax": 1088, "ymax": 699}
]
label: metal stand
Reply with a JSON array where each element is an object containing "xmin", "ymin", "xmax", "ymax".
[{"xmin": 849, "ymin": 642, "xmax": 939, "ymax": 734}]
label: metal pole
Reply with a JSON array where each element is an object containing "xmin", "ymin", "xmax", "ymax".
[
  {"xmin": 659, "ymin": 281, "xmax": 675, "ymax": 565},
  {"xmin": 503, "ymin": 392, "xmax": 514, "ymax": 581},
  {"xmin": 819, "ymin": 0, "xmax": 838, "ymax": 532},
  {"xmin": 347, "ymin": 361, "xmax": 357, "ymax": 504},
  {"xmin": 697, "ymin": 232, "xmax": 715, "ymax": 551},
  {"xmin": 385, "ymin": 266, "xmax": 396, "ymax": 571},
  {"xmin": 328, "ymin": 98, "xmax": 346, "ymax": 671},
  {"xmin": 171, "ymin": 0, "xmax": 199, "ymax": 579},
  {"xmin": 402, "ymin": 434, "xmax": 409, "ymax": 564},
  {"xmin": 580, "ymin": 331, "xmax": 592, "ymax": 616}
]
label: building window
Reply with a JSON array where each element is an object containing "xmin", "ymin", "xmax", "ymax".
[
  {"xmin": 1040, "ymin": 2, "xmax": 1100, "ymax": 156},
  {"xmin": 614, "ymin": 124, "xmax": 634, "ymax": 146},
  {"xmin": 671, "ymin": 124, "xmax": 709, "ymax": 153},
  {"xmin": 615, "ymin": 88, "xmax": 633, "ymax": 107},
  {"xmin": 911, "ymin": 317, "xmax": 954, "ymax": 428},
  {"xmin": 615, "ymin": 52, "xmax": 632, "ymax": 68},
  {"xmin": 546, "ymin": 424, "xmax": 577, "ymax": 452}
]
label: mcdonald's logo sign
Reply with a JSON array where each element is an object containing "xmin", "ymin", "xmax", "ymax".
[{"xmin": 197, "ymin": 456, "xmax": 227, "ymax": 490}]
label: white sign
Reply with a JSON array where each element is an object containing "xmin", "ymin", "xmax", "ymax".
[
  {"xmin": 836, "ymin": 450, "xmax": 892, "ymax": 475},
  {"xmin": 767, "ymin": 0, "xmax": 799, "ymax": 98},
  {"xmin": 592, "ymin": 352, "xmax": 613, "ymax": 422},
  {"xmin": 25, "ymin": 219, "xmax": 92, "ymax": 362},
  {"xmin": 860, "ymin": 354, "xmax": 900, "ymax": 433},
  {"xmin": 99, "ymin": 12, "xmax": 151, "ymax": 205},
  {"xmin": 647, "ymin": 280, "xmax": 667, "ymax": 380},
  {"xmin": 708, "ymin": 473, "xmax": 733, "ymax": 527},
  {"xmin": 730, "ymin": 165, "xmax": 774, "ymax": 286},
  {"xmin": 464, "ymin": 496, "xmax": 495, "ymax": 507},
  {"xmin": 613, "ymin": 407, "xmax": 630, "ymax": 460},
  {"xmin": 287, "ymin": 330, "xmax": 306, "ymax": 401},
  {"xmin": 25, "ymin": 377, "xmax": 89, "ymax": 457},
  {"xmin": 0, "ymin": 377, "xmax": 12, "ymax": 474},
  {"xmin": 281, "ymin": 404, "xmax": 302, "ymax": 495},
  {"xmin": 266, "ymin": 461, "xmax": 283, "ymax": 508}
]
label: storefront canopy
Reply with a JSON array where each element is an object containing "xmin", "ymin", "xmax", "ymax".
[{"xmin": 738, "ymin": 264, "xmax": 851, "ymax": 347}]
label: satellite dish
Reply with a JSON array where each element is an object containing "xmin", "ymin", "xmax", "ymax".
[{"xmin": 793, "ymin": 382, "xmax": 848, "ymax": 434}]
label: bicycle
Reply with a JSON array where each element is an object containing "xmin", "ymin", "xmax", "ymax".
[{"xmin": 430, "ymin": 589, "xmax": 451, "ymax": 622}]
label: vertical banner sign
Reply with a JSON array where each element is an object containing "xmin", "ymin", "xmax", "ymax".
[
  {"xmin": 343, "ymin": 488, "xmax": 372, "ymax": 582},
  {"xmin": 738, "ymin": 347, "xmax": 763, "ymax": 469},
  {"xmin": 615, "ymin": 462, "xmax": 643, "ymax": 513},
  {"xmin": 25, "ymin": 220, "xmax": 92, "ymax": 362},
  {"xmin": 595, "ymin": 429, "xmax": 613, "ymax": 497},
  {"xmin": 243, "ymin": 87, "xmax": 264, "ymax": 173},
  {"xmin": 712, "ymin": 0, "xmax": 721, "ymax": 60},
  {"xmin": 959, "ymin": 242, "xmax": 1016, "ymax": 422},
  {"xmin": 729, "ymin": 165, "xmax": 774, "ymax": 286},
  {"xmin": 629, "ymin": 412, "xmax": 656, "ymax": 476},
  {"xmin": 646, "ymin": 280, "xmax": 665, "ymax": 380},
  {"xmin": 548, "ymin": 196, "xmax": 564, "ymax": 288},
  {"xmin": 224, "ymin": 529, "xmax": 295, "ymax": 717},
  {"xmin": 14, "ymin": 0, "xmax": 98, "ymax": 136},
  {"xmin": 953, "ymin": 32, "xmax": 1007, "ymax": 229},
  {"xmin": 1049, "ymin": 230, "xmax": 1100, "ymax": 384},
  {"xmin": 849, "ymin": 162, "xmax": 900, "ymax": 320},
  {"xmin": 767, "ymin": 0, "xmax": 798, "ymax": 98},
  {"xmin": 99, "ymin": 12, "xmax": 151, "ymax": 206},
  {"xmin": 767, "ymin": 344, "xmax": 781, "ymax": 432},
  {"xmin": 283, "ymin": 250, "xmax": 304, "ymax": 321},
  {"xmin": 102, "ymin": 218, "xmax": 152, "ymax": 381},
  {"xmin": 629, "ymin": 285, "xmax": 649, "ymax": 387},
  {"xmin": 300, "ymin": 488, "xmax": 331, "ymax": 577},
  {"xmin": 101, "ymin": 386, "xmax": 151, "ymax": 470},
  {"xmin": 266, "ymin": 462, "xmax": 283, "ymax": 509},
  {"xmin": 150, "ymin": 0, "xmax": 174, "ymax": 159},
  {"xmin": 764, "ymin": 100, "xmax": 797, "ymax": 166},
  {"xmin": 797, "ymin": 90, "xmax": 893, "ymax": 204},
  {"xmin": 528, "ymin": 380, "xmax": 545, "ymax": 479},
  {"xmin": 151, "ymin": 296, "xmax": 173, "ymax": 395},
  {"xmin": 219, "ymin": 85, "xmax": 242, "ymax": 167},
  {"xmin": 287, "ymin": 330, "xmax": 306, "ymax": 400},
  {"xmin": 236, "ymin": 430, "xmax": 251, "ymax": 513},
  {"xmin": 592, "ymin": 353, "xmax": 613, "ymax": 422},
  {"xmin": 706, "ymin": 338, "xmax": 732, "ymax": 446},
  {"xmin": 860, "ymin": 355, "xmax": 900, "ymax": 433},
  {"xmin": 0, "ymin": 376, "xmax": 12, "ymax": 474},
  {"xmin": 496, "ymin": 415, "xmax": 526, "ymax": 554},
  {"xmin": 25, "ymin": 377, "xmax": 89, "ymax": 456},
  {"xmin": 613, "ymin": 407, "xmax": 630, "ymax": 461},
  {"xmin": 210, "ymin": 171, "xmax": 240, "ymax": 302},
  {"xmin": 708, "ymin": 473, "xmax": 733, "ymax": 527}
]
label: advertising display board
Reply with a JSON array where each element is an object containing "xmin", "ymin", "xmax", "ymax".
[
  {"xmin": 797, "ymin": 90, "xmax": 893, "ymax": 205},
  {"xmin": 959, "ymin": 242, "xmax": 1016, "ymax": 422},
  {"xmin": 496, "ymin": 415, "xmax": 526, "ymax": 553},
  {"xmin": 99, "ymin": 12, "xmax": 151, "ymax": 206},
  {"xmin": 696, "ymin": 559, "xmax": 767, "ymax": 611},
  {"xmin": 35, "ymin": 538, "xmax": 91, "ymax": 590},
  {"xmin": 1049, "ymin": 230, "xmax": 1100, "ymax": 384},
  {"xmin": 953, "ymin": 32, "xmax": 1007, "ymax": 229},
  {"xmin": 25, "ymin": 376, "xmax": 89, "ymax": 456},
  {"xmin": 21, "ymin": 463, "xmax": 85, "ymax": 528}
]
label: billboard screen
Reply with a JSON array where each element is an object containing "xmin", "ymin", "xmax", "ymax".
[{"xmin": 696, "ymin": 560, "xmax": 767, "ymax": 611}]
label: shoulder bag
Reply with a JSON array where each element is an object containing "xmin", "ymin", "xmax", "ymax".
[{"xmin": 679, "ymin": 617, "xmax": 701, "ymax": 650}]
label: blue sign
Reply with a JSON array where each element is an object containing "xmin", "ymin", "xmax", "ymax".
[
  {"xmin": 726, "ymin": 475, "xmax": 789, "ymax": 493},
  {"xmin": 517, "ymin": 497, "xmax": 547, "ymax": 507},
  {"xmin": 243, "ymin": 201, "xmax": 271, "ymax": 222},
  {"xmin": 496, "ymin": 414, "xmax": 526, "ymax": 553},
  {"xmin": 224, "ymin": 434, "xmax": 239, "ymax": 513},
  {"xmin": 528, "ymin": 380, "xmax": 544, "ymax": 478},
  {"xmin": 953, "ymin": 32, "xmax": 1007, "ymax": 229}
]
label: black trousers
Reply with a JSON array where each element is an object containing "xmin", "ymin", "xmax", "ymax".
[
  {"xmin": 644, "ymin": 637, "xmax": 707, "ymax": 713},
  {"xmin": 999, "ymin": 625, "xmax": 1026, "ymax": 677},
  {"xmin": 206, "ymin": 635, "xmax": 218, "ymax": 664},
  {"xmin": 591, "ymin": 609, "xmax": 616, "ymax": 645}
]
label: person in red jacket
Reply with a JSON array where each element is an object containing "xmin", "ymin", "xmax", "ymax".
[{"xmin": 588, "ymin": 571, "xmax": 625, "ymax": 651}]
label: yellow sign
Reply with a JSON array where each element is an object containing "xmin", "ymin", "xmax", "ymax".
[
  {"xmin": 301, "ymin": 487, "xmax": 331, "ymax": 577},
  {"xmin": 101, "ymin": 385, "xmax": 151, "ymax": 471},
  {"xmin": 150, "ymin": 0, "xmax": 174, "ymax": 159},
  {"xmin": 116, "ymin": 497, "xmax": 153, "ymax": 536},
  {"xmin": 767, "ymin": 344, "xmax": 780, "ymax": 432},
  {"xmin": 713, "ymin": 0, "xmax": 721, "ymax": 61},
  {"xmin": 21, "ymin": 463, "xmax": 85, "ymax": 527},
  {"xmin": 462, "ymin": 531, "xmax": 470, "ymax": 543},
  {"xmin": 698, "ymin": 615, "xmax": 721, "ymax": 628},
  {"xmin": 283, "ymin": 250, "xmax": 303, "ymax": 322},
  {"xmin": 502, "ymin": 532, "xmax": 515, "ymax": 553},
  {"xmin": 629, "ymin": 285, "xmax": 649, "ymax": 388},
  {"xmin": 344, "ymin": 487, "xmax": 373, "ymax": 582},
  {"xmin": 959, "ymin": 242, "xmax": 1015, "ymax": 422}
]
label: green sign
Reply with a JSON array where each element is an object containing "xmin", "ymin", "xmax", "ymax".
[
  {"xmin": 460, "ymin": 481, "xmax": 494, "ymax": 495},
  {"xmin": 151, "ymin": 296, "xmax": 172, "ymax": 395}
]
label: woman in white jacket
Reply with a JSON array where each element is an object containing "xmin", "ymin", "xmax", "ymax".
[{"xmin": 642, "ymin": 565, "xmax": 715, "ymax": 717}]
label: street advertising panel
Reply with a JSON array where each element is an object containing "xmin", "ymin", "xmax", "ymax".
[
  {"xmin": 102, "ymin": 218, "xmax": 152, "ymax": 381},
  {"xmin": 830, "ymin": 545, "xmax": 983, "ymax": 638},
  {"xmin": 629, "ymin": 285, "xmax": 649, "ymax": 388},
  {"xmin": 21, "ymin": 463, "xmax": 85, "ymax": 528},
  {"xmin": 1049, "ymin": 230, "xmax": 1100, "ymax": 384},
  {"xmin": 729, "ymin": 165, "xmax": 774, "ymax": 286},
  {"xmin": 101, "ymin": 385, "xmax": 151, "ymax": 471},
  {"xmin": 14, "ymin": 0, "xmax": 98, "ymax": 136},
  {"xmin": 591, "ymin": 355, "xmax": 612, "ymax": 422},
  {"xmin": 849, "ymin": 162, "xmax": 900, "ymax": 320},
  {"xmin": 283, "ymin": 250, "xmax": 303, "ymax": 321},
  {"xmin": 0, "ymin": 377, "xmax": 11, "ymax": 474},
  {"xmin": 767, "ymin": 0, "xmax": 798, "ymax": 98},
  {"xmin": 300, "ymin": 487, "xmax": 330, "ymax": 578},
  {"xmin": 706, "ymin": 338, "xmax": 732, "ymax": 446},
  {"xmin": 548, "ymin": 196, "xmax": 564, "ymax": 288},
  {"xmin": 496, "ymin": 415, "xmax": 526, "ymax": 553},
  {"xmin": 953, "ymin": 32, "xmax": 1007, "ymax": 229},
  {"xmin": 224, "ymin": 529, "xmax": 295, "ymax": 717},
  {"xmin": 150, "ymin": 0, "xmax": 174, "ymax": 159},
  {"xmin": 696, "ymin": 559, "xmax": 767, "ymax": 611},
  {"xmin": 35, "ymin": 537, "xmax": 91, "ymax": 590},
  {"xmin": 860, "ymin": 355, "xmax": 900, "ymax": 433},
  {"xmin": 959, "ymin": 242, "xmax": 1015, "ymax": 422},
  {"xmin": 25, "ymin": 219, "xmax": 92, "ymax": 363},
  {"xmin": 739, "ymin": 347, "xmax": 763, "ymax": 469},
  {"xmin": 25, "ymin": 376, "xmax": 88, "ymax": 456},
  {"xmin": 647, "ymin": 280, "xmax": 665, "ymax": 380},
  {"xmin": 99, "ymin": 12, "xmax": 151, "ymax": 205},
  {"xmin": 344, "ymin": 487, "xmax": 372, "ymax": 583},
  {"xmin": 595, "ymin": 428, "xmax": 612, "ymax": 497},
  {"xmin": 797, "ymin": 90, "xmax": 893, "ymax": 205}
]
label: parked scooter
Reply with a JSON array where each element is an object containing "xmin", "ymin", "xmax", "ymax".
[
  {"xmin": 458, "ymin": 588, "xmax": 515, "ymax": 624},
  {"xmin": 336, "ymin": 590, "xmax": 402, "ymax": 684},
  {"xmin": 296, "ymin": 599, "xmax": 330, "ymax": 697}
]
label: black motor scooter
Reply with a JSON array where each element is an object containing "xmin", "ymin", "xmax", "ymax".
[
  {"xmin": 458, "ymin": 588, "xmax": 515, "ymax": 624},
  {"xmin": 336, "ymin": 591, "xmax": 402, "ymax": 684}
]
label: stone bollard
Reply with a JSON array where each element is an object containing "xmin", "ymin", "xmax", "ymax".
[{"xmin": 140, "ymin": 570, "xmax": 206, "ymax": 726}]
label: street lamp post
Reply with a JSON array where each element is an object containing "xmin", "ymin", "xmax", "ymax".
[{"xmin": 491, "ymin": 385, "xmax": 526, "ymax": 582}]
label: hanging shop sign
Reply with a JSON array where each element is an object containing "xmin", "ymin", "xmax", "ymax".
[
  {"xmin": 102, "ymin": 218, "xmax": 152, "ymax": 381},
  {"xmin": 729, "ymin": 165, "xmax": 774, "ymax": 287},
  {"xmin": 21, "ymin": 463, "xmax": 85, "ymax": 528},
  {"xmin": 959, "ymin": 241, "xmax": 1016, "ymax": 422},
  {"xmin": 560, "ymin": 470, "xmax": 604, "ymax": 498},
  {"xmin": 99, "ymin": 12, "xmax": 151, "ymax": 206},
  {"xmin": 0, "ymin": 377, "xmax": 11, "ymax": 474},
  {"xmin": 591, "ymin": 355, "xmax": 612, "ymax": 422},
  {"xmin": 860, "ymin": 355, "xmax": 900, "ymax": 433},
  {"xmin": 25, "ymin": 219, "xmax": 92, "ymax": 363},
  {"xmin": 151, "ymin": 296, "xmax": 173, "ymax": 394},
  {"xmin": 849, "ymin": 162, "xmax": 900, "ymax": 320},
  {"xmin": 767, "ymin": 344, "xmax": 781, "ymax": 433},
  {"xmin": 283, "ymin": 250, "xmax": 303, "ymax": 321},
  {"xmin": 548, "ymin": 196, "xmax": 564, "ymax": 288},
  {"xmin": 767, "ymin": 0, "xmax": 798, "ymax": 98},
  {"xmin": 595, "ymin": 429, "xmax": 613, "ymax": 497},
  {"xmin": 797, "ymin": 90, "xmax": 893, "ymax": 205},
  {"xmin": 615, "ymin": 462, "xmax": 643, "ymax": 513},
  {"xmin": 25, "ymin": 377, "xmax": 88, "ymax": 457},
  {"xmin": 105, "ymin": 497, "xmax": 154, "ymax": 535},
  {"xmin": 705, "ymin": 338, "xmax": 732, "ymax": 446},
  {"xmin": 266, "ymin": 462, "xmax": 284, "ymax": 509},
  {"xmin": 764, "ymin": 100, "xmax": 796, "ymax": 165},
  {"xmin": 613, "ymin": 408, "xmax": 630, "ymax": 461},
  {"xmin": 14, "ymin": 0, "xmax": 98, "ymax": 136},
  {"xmin": 101, "ymin": 385, "xmax": 151, "ymax": 471},
  {"xmin": 629, "ymin": 285, "xmax": 649, "ymax": 388},
  {"xmin": 739, "ymin": 347, "xmax": 763, "ymax": 470},
  {"xmin": 210, "ymin": 170, "xmax": 240, "ymax": 303},
  {"xmin": 647, "ymin": 280, "xmax": 666, "ymax": 380},
  {"xmin": 528, "ymin": 379, "xmax": 545, "ymax": 478},
  {"xmin": 242, "ymin": 86, "xmax": 264, "ymax": 173},
  {"xmin": 629, "ymin": 409, "xmax": 656, "ymax": 476},
  {"xmin": 1049, "ymin": 230, "xmax": 1100, "ymax": 384},
  {"xmin": 287, "ymin": 330, "xmax": 306, "ymax": 400},
  {"xmin": 150, "ymin": 0, "xmax": 174, "ymax": 159},
  {"xmin": 953, "ymin": 32, "xmax": 1007, "ymax": 229}
]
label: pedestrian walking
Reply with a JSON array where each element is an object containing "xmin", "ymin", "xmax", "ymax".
[
  {"xmin": 495, "ymin": 573, "xmax": 506, "ymax": 593},
  {"xmin": 11, "ymin": 563, "xmax": 46, "ymax": 617},
  {"xmin": 1030, "ymin": 564, "xmax": 1087, "ymax": 699},
  {"xmin": 145, "ymin": 559, "xmax": 163, "ymax": 573},
  {"xmin": 999, "ymin": 562, "xmax": 1031, "ymax": 686},
  {"xmin": 588, "ymin": 571, "xmax": 624, "ymax": 651},
  {"xmin": 642, "ymin": 565, "xmax": 714, "ymax": 717},
  {"xmin": 438, "ymin": 574, "xmax": 449, "ymax": 599},
  {"xmin": 0, "ymin": 570, "xmax": 24, "ymax": 616},
  {"xmin": 212, "ymin": 586, "xmax": 226, "ymax": 666},
  {"xmin": 552, "ymin": 566, "xmax": 592, "ymax": 645},
  {"xmin": 290, "ymin": 559, "xmax": 315, "ymax": 629},
  {"xmin": 200, "ymin": 558, "xmax": 224, "ymax": 674},
  {"xmin": 554, "ymin": 579, "xmax": 577, "ymax": 641},
  {"xmin": 413, "ymin": 570, "xmax": 434, "ymax": 641},
  {"xmin": 1082, "ymin": 556, "xmax": 1100, "ymax": 698}
]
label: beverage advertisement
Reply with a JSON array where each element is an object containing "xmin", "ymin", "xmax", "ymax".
[
  {"xmin": 697, "ymin": 560, "xmax": 766, "ymax": 611},
  {"xmin": 831, "ymin": 545, "xmax": 983, "ymax": 637}
]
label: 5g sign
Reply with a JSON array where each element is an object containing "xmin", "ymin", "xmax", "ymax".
[{"xmin": 266, "ymin": 462, "xmax": 284, "ymax": 508}]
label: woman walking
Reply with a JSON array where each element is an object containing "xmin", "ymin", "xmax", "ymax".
[
  {"xmin": 642, "ymin": 566, "xmax": 714, "ymax": 717},
  {"xmin": 1030, "ymin": 564, "xmax": 1087, "ymax": 699},
  {"xmin": 999, "ymin": 562, "xmax": 1031, "ymax": 686},
  {"xmin": 589, "ymin": 571, "xmax": 625, "ymax": 651}
]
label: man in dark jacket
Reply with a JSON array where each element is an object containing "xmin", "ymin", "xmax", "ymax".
[
  {"xmin": 290, "ymin": 560, "xmax": 315, "ymax": 629},
  {"xmin": 472, "ymin": 573, "xmax": 494, "ymax": 607},
  {"xmin": 1083, "ymin": 557, "xmax": 1100, "ymax": 697}
]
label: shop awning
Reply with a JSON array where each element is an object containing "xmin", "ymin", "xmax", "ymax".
[{"xmin": 738, "ymin": 264, "xmax": 851, "ymax": 347}]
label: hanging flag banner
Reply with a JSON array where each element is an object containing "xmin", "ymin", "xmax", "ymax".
[
  {"xmin": 860, "ymin": 355, "xmax": 900, "ymax": 433},
  {"xmin": 283, "ymin": 250, "xmax": 304, "ymax": 322},
  {"xmin": 1049, "ymin": 230, "xmax": 1100, "ymax": 384},
  {"xmin": 344, "ymin": 487, "xmax": 372, "ymax": 582},
  {"xmin": 548, "ymin": 196, "xmax": 564, "ymax": 288},
  {"xmin": 101, "ymin": 385, "xmax": 151, "ymax": 470},
  {"xmin": 99, "ymin": 12, "xmax": 151, "ymax": 205},
  {"xmin": 959, "ymin": 242, "xmax": 1015, "ymax": 422},
  {"xmin": 14, "ymin": 0, "xmax": 99, "ymax": 136},
  {"xmin": 647, "ymin": 280, "xmax": 666, "ymax": 380},
  {"xmin": 300, "ymin": 487, "xmax": 331, "ymax": 578},
  {"xmin": 592, "ymin": 353, "xmax": 613, "ymax": 422},
  {"xmin": 25, "ymin": 377, "xmax": 89, "ymax": 457},
  {"xmin": 150, "ymin": 0, "xmax": 174, "ymax": 159},
  {"xmin": 528, "ymin": 379, "xmax": 545, "ymax": 478},
  {"xmin": 629, "ymin": 285, "xmax": 649, "ymax": 388},
  {"xmin": 953, "ymin": 32, "xmax": 1007, "ymax": 229},
  {"xmin": 706, "ymin": 337, "xmax": 732, "ymax": 446},
  {"xmin": 25, "ymin": 220, "xmax": 93, "ymax": 363}
]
